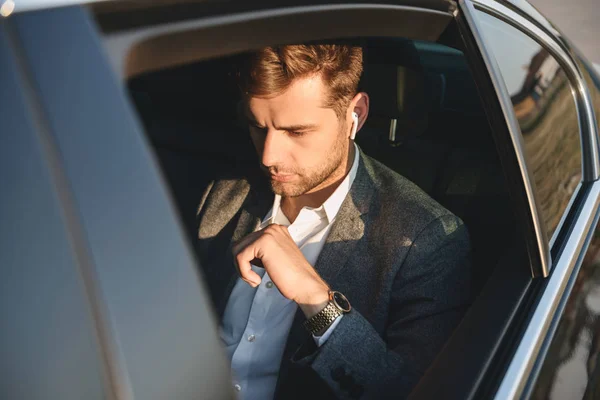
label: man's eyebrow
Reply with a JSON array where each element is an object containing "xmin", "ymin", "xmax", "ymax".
[
  {"xmin": 245, "ymin": 116, "xmax": 263, "ymax": 127},
  {"xmin": 274, "ymin": 123, "xmax": 318, "ymax": 132},
  {"xmin": 245, "ymin": 116, "xmax": 318, "ymax": 132}
]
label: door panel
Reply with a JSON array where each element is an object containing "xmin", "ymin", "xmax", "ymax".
[
  {"xmin": 0, "ymin": 21, "xmax": 106, "ymax": 400},
  {"xmin": 5, "ymin": 7, "xmax": 234, "ymax": 400}
]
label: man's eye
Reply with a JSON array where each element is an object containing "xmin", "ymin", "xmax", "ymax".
[
  {"xmin": 250, "ymin": 124, "xmax": 267, "ymax": 134},
  {"xmin": 288, "ymin": 131, "xmax": 306, "ymax": 137}
]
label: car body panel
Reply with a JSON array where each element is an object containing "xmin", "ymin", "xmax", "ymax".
[
  {"xmin": 0, "ymin": 20, "xmax": 108, "ymax": 400},
  {"xmin": 1, "ymin": 6, "xmax": 234, "ymax": 400}
]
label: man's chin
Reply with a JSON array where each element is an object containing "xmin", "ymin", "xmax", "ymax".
[{"xmin": 270, "ymin": 181, "xmax": 306, "ymax": 198}]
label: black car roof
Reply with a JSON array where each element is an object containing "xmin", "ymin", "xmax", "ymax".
[{"xmin": 91, "ymin": 0, "xmax": 457, "ymax": 32}]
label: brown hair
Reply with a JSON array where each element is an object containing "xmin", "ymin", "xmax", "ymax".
[{"xmin": 237, "ymin": 43, "xmax": 363, "ymax": 119}]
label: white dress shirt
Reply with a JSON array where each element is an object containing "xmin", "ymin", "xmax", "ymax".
[{"xmin": 219, "ymin": 144, "xmax": 360, "ymax": 400}]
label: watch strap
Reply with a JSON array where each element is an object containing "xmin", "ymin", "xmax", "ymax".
[{"xmin": 303, "ymin": 301, "xmax": 342, "ymax": 336}]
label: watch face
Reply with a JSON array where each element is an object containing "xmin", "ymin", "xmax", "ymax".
[{"xmin": 332, "ymin": 291, "xmax": 351, "ymax": 312}]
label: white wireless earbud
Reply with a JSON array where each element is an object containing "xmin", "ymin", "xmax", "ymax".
[{"xmin": 350, "ymin": 112, "xmax": 359, "ymax": 140}]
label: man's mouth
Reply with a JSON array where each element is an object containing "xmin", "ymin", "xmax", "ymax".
[{"xmin": 270, "ymin": 173, "xmax": 295, "ymax": 182}]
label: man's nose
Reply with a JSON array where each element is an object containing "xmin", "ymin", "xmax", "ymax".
[{"xmin": 261, "ymin": 129, "xmax": 284, "ymax": 167}]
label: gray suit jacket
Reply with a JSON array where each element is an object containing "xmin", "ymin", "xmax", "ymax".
[{"xmin": 195, "ymin": 149, "xmax": 472, "ymax": 399}]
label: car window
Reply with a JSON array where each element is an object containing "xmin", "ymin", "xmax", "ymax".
[
  {"xmin": 475, "ymin": 11, "xmax": 583, "ymax": 242},
  {"xmin": 127, "ymin": 36, "xmax": 511, "ymax": 289},
  {"xmin": 125, "ymin": 32, "xmax": 519, "ymax": 397},
  {"xmin": 529, "ymin": 57, "xmax": 600, "ymax": 400}
]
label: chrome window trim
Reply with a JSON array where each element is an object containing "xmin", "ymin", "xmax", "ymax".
[
  {"xmin": 549, "ymin": 183, "xmax": 583, "ymax": 248},
  {"xmin": 493, "ymin": 0, "xmax": 580, "ymax": 60},
  {"xmin": 473, "ymin": 0, "xmax": 600, "ymax": 182},
  {"xmin": 459, "ymin": 0, "xmax": 550, "ymax": 277},
  {"xmin": 493, "ymin": 182, "xmax": 600, "ymax": 399}
]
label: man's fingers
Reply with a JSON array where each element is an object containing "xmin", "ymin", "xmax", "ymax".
[
  {"xmin": 250, "ymin": 258, "xmax": 264, "ymax": 268},
  {"xmin": 232, "ymin": 230, "xmax": 260, "ymax": 255},
  {"xmin": 235, "ymin": 246, "xmax": 262, "ymax": 287}
]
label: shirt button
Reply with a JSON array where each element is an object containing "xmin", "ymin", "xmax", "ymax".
[
  {"xmin": 266, "ymin": 281, "xmax": 274, "ymax": 289},
  {"xmin": 247, "ymin": 334, "xmax": 256, "ymax": 342},
  {"xmin": 234, "ymin": 384, "xmax": 242, "ymax": 392}
]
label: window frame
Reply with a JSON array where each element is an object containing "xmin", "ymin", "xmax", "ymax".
[
  {"xmin": 460, "ymin": 0, "xmax": 600, "ymax": 398},
  {"xmin": 5, "ymin": 6, "xmax": 235, "ymax": 399},
  {"xmin": 95, "ymin": 2, "xmax": 544, "ymax": 284},
  {"xmin": 96, "ymin": 4, "xmax": 539, "ymax": 398},
  {"xmin": 469, "ymin": 0, "xmax": 599, "ymax": 273},
  {"xmin": 91, "ymin": 1, "xmax": 600, "ymax": 398}
]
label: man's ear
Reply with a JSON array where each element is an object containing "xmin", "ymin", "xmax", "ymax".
[{"xmin": 349, "ymin": 92, "xmax": 370, "ymax": 136}]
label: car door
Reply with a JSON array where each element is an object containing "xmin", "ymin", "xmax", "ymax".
[
  {"xmin": 90, "ymin": 1, "xmax": 555, "ymax": 399},
  {"xmin": 7, "ymin": 1, "xmax": 597, "ymax": 399},
  {"xmin": 531, "ymin": 29, "xmax": 600, "ymax": 400},
  {"xmin": 458, "ymin": 0, "xmax": 600, "ymax": 398},
  {"xmin": 0, "ymin": 6, "xmax": 233, "ymax": 400}
]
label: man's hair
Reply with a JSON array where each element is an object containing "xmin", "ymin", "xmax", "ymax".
[{"xmin": 237, "ymin": 43, "xmax": 363, "ymax": 119}]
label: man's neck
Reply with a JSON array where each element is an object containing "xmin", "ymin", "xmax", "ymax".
[{"xmin": 280, "ymin": 145, "xmax": 356, "ymax": 223}]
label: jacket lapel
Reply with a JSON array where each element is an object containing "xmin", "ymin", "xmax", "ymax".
[
  {"xmin": 215, "ymin": 183, "xmax": 274, "ymax": 319},
  {"xmin": 275, "ymin": 153, "xmax": 375, "ymax": 393},
  {"xmin": 315, "ymin": 151, "xmax": 374, "ymax": 284}
]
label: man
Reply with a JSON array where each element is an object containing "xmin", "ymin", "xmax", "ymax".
[{"xmin": 195, "ymin": 43, "xmax": 472, "ymax": 399}]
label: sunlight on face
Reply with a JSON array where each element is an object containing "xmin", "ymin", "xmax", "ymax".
[{"xmin": 246, "ymin": 75, "xmax": 349, "ymax": 197}]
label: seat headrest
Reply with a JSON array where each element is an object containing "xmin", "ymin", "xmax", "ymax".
[
  {"xmin": 364, "ymin": 64, "xmax": 428, "ymax": 119},
  {"xmin": 362, "ymin": 63, "xmax": 430, "ymax": 140}
]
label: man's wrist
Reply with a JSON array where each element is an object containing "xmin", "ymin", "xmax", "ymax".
[{"xmin": 296, "ymin": 285, "xmax": 330, "ymax": 319}]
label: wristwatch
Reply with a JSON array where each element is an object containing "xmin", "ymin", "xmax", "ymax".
[{"xmin": 303, "ymin": 291, "xmax": 352, "ymax": 335}]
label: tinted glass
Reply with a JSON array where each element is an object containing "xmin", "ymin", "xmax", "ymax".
[{"xmin": 476, "ymin": 12, "xmax": 582, "ymax": 240}]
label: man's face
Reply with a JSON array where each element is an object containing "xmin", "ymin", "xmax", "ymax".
[{"xmin": 246, "ymin": 75, "xmax": 350, "ymax": 197}]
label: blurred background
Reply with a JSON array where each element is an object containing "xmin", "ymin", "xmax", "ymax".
[{"xmin": 529, "ymin": 0, "xmax": 600, "ymax": 64}]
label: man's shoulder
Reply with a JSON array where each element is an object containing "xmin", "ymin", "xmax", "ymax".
[
  {"xmin": 197, "ymin": 178, "xmax": 252, "ymax": 240},
  {"xmin": 360, "ymin": 152, "xmax": 459, "ymax": 234}
]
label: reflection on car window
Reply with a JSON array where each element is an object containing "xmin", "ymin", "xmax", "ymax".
[
  {"xmin": 534, "ymin": 59, "xmax": 600, "ymax": 396},
  {"xmin": 477, "ymin": 12, "xmax": 582, "ymax": 240}
]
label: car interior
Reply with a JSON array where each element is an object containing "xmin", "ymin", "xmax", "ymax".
[
  {"xmin": 93, "ymin": 3, "xmax": 538, "ymax": 394},
  {"xmin": 127, "ymin": 35, "xmax": 516, "ymax": 297}
]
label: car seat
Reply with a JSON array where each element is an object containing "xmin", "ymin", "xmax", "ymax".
[{"xmin": 357, "ymin": 40, "xmax": 516, "ymax": 294}]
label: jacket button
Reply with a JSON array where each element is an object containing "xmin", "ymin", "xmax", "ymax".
[
  {"xmin": 339, "ymin": 375, "xmax": 355, "ymax": 390},
  {"xmin": 350, "ymin": 384, "xmax": 364, "ymax": 398},
  {"xmin": 331, "ymin": 366, "xmax": 345, "ymax": 381}
]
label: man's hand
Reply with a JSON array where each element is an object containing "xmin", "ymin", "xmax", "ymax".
[{"xmin": 232, "ymin": 224, "xmax": 330, "ymax": 318}]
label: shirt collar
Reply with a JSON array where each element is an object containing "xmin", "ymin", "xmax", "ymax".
[{"xmin": 264, "ymin": 143, "xmax": 360, "ymax": 225}]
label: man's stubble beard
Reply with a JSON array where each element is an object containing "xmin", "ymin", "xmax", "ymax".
[{"xmin": 270, "ymin": 125, "xmax": 348, "ymax": 198}]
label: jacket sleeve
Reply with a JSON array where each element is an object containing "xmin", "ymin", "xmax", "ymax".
[{"xmin": 290, "ymin": 214, "xmax": 472, "ymax": 399}]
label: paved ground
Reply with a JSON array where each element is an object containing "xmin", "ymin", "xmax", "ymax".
[{"xmin": 528, "ymin": 0, "xmax": 600, "ymax": 64}]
